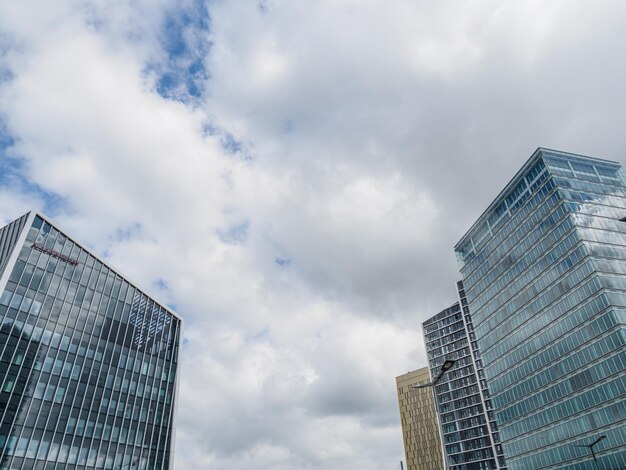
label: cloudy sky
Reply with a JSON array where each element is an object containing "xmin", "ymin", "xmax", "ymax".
[{"xmin": 1, "ymin": 1, "xmax": 626, "ymax": 468}]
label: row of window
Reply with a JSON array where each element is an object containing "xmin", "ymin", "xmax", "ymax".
[
  {"xmin": 447, "ymin": 440, "xmax": 494, "ymax": 459},
  {"xmin": 489, "ymin": 294, "xmax": 608, "ymax": 392},
  {"xmin": 14, "ymin": 247, "xmax": 135, "ymax": 315},
  {"xmin": 482, "ymin": 261, "xmax": 595, "ymax": 372},
  {"xmin": 429, "ymin": 337, "xmax": 469, "ymax": 363},
  {"xmin": 441, "ymin": 404, "xmax": 487, "ymax": 424},
  {"xmin": 458, "ymin": 158, "xmax": 549, "ymax": 267},
  {"xmin": 0, "ymin": 312, "xmax": 178, "ymax": 466},
  {"xmin": 501, "ymin": 357, "xmax": 626, "ymax": 444},
  {"xmin": 509, "ymin": 419, "xmax": 626, "ymax": 469},
  {"xmin": 460, "ymin": 177, "xmax": 559, "ymax": 295},
  {"xmin": 487, "ymin": 276, "xmax": 602, "ymax": 393},
  {"xmin": 474, "ymin": 227, "xmax": 581, "ymax": 342},
  {"xmin": 469, "ymin": 203, "xmax": 571, "ymax": 315},
  {"xmin": 0, "ymin": 282, "xmax": 176, "ymax": 368},
  {"xmin": 439, "ymin": 384, "xmax": 480, "ymax": 406},
  {"xmin": 424, "ymin": 321, "xmax": 465, "ymax": 344},
  {"xmin": 494, "ymin": 308, "xmax": 618, "ymax": 407},
  {"xmin": 1, "ymin": 275, "xmax": 174, "ymax": 358},
  {"xmin": 498, "ymin": 342, "xmax": 625, "ymax": 430},
  {"xmin": 593, "ymin": 256, "xmax": 626, "ymax": 281},
  {"xmin": 451, "ymin": 414, "xmax": 487, "ymax": 433},
  {"xmin": 22, "ymin": 222, "xmax": 174, "ymax": 348},
  {"xmin": 0, "ymin": 217, "xmax": 179, "ymax": 470},
  {"xmin": 444, "ymin": 424, "xmax": 490, "ymax": 444},
  {"xmin": 0, "ymin": 308, "xmax": 174, "ymax": 402},
  {"xmin": 26, "ymin": 221, "xmax": 137, "ymax": 300},
  {"xmin": 479, "ymin": 239, "xmax": 587, "ymax": 359},
  {"xmin": 429, "ymin": 353, "xmax": 473, "ymax": 377},
  {"xmin": 573, "ymin": 211, "xmax": 626, "ymax": 238},
  {"xmin": 0, "ymin": 432, "xmax": 164, "ymax": 469},
  {"xmin": 561, "ymin": 188, "xmax": 626, "ymax": 213},
  {"xmin": 550, "ymin": 162, "xmax": 623, "ymax": 188},
  {"xmin": 588, "ymin": 238, "xmax": 626, "ymax": 270},
  {"xmin": 439, "ymin": 392, "xmax": 484, "ymax": 415},
  {"xmin": 426, "ymin": 326, "xmax": 467, "ymax": 351},
  {"xmin": 463, "ymin": 154, "xmax": 623, "ymax": 293},
  {"xmin": 485, "ymin": 236, "xmax": 583, "ymax": 342},
  {"xmin": 460, "ymin": 177, "xmax": 559, "ymax": 291},
  {"xmin": 423, "ymin": 310, "xmax": 462, "ymax": 335},
  {"xmin": 554, "ymin": 175, "xmax": 626, "ymax": 199},
  {"xmin": 579, "ymin": 225, "xmax": 626, "ymax": 250},
  {"xmin": 4, "ymin": 260, "xmax": 167, "ymax": 353},
  {"xmin": 448, "ymin": 447, "xmax": 496, "ymax": 466},
  {"xmin": 544, "ymin": 154, "xmax": 621, "ymax": 180}
]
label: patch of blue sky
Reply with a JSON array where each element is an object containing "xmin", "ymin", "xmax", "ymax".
[
  {"xmin": 220, "ymin": 131, "xmax": 255, "ymax": 162},
  {"xmin": 216, "ymin": 220, "xmax": 250, "ymax": 245},
  {"xmin": 148, "ymin": 0, "xmax": 211, "ymax": 104},
  {"xmin": 0, "ymin": 152, "xmax": 20, "ymax": 187},
  {"xmin": 281, "ymin": 119, "xmax": 294, "ymax": 134},
  {"xmin": 258, "ymin": 1, "xmax": 272, "ymax": 14},
  {"xmin": 0, "ymin": 67, "xmax": 12, "ymax": 86},
  {"xmin": 246, "ymin": 327, "xmax": 271, "ymax": 344},
  {"xmin": 221, "ymin": 132, "xmax": 242, "ymax": 154},
  {"xmin": 261, "ymin": 235, "xmax": 291, "ymax": 268},
  {"xmin": 148, "ymin": 3, "xmax": 259, "ymax": 162},
  {"xmin": 0, "ymin": 122, "xmax": 66, "ymax": 215},
  {"xmin": 201, "ymin": 122, "xmax": 220, "ymax": 137},
  {"xmin": 201, "ymin": 121, "xmax": 255, "ymax": 162},
  {"xmin": 153, "ymin": 278, "xmax": 169, "ymax": 291},
  {"xmin": 114, "ymin": 223, "xmax": 143, "ymax": 242}
]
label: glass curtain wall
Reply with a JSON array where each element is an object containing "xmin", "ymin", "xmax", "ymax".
[
  {"xmin": 0, "ymin": 213, "xmax": 181, "ymax": 470},
  {"xmin": 455, "ymin": 149, "xmax": 626, "ymax": 469}
]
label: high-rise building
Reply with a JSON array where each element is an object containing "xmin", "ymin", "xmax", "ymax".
[
  {"xmin": 0, "ymin": 211, "xmax": 182, "ymax": 470},
  {"xmin": 423, "ymin": 281, "xmax": 506, "ymax": 470},
  {"xmin": 396, "ymin": 367, "xmax": 444, "ymax": 470},
  {"xmin": 454, "ymin": 148, "xmax": 626, "ymax": 469}
]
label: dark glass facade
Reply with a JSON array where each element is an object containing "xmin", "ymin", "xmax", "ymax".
[
  {"xmin": 455, "ymin": 149, "xmax": 626, "ymax": 469},
  {"xmin": 0, "ymin": 212, "xmax": 181, "ymax": 470},
  {"xmin": 423, "ymin": 282, "xmax": 506, "ymax": 470}
]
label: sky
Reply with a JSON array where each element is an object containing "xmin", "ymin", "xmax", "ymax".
[{"xmin": 1, "ymin": 1, "xmax": 626, "ymax": 468}]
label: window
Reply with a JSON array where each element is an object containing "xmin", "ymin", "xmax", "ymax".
[{"xmin": 2, "ymin": 377, "xmax": 15, "ymax": 393}]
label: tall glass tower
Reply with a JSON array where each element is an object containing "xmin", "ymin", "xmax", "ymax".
[
  {"xmin": 454, "ymin": 149, "xmax": 626, "ymax": 469},
  {"xmin": 0, "ymin": 211, "xmax": 181, "ymax": 470},
  {"xmin": 423, "ymin": 281, "xmax": 507, "ymax": 470}
]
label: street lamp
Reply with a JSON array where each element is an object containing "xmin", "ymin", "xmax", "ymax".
[
  {"xmin": 412, "ymin": 359, "xmax": 456, "ymax": 389},
  {"xmin": 575, "ymin": 435, "xmax": 606, "ymax": 470}
]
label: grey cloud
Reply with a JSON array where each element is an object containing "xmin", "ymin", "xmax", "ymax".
[{"xmin": 2, "ymin": 1, "xmax": 626, "ymax": 469}]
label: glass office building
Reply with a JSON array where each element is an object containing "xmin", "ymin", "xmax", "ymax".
[
  {"xmin": 454, "ymin": 149, "xmax": 626, "ymax": 469},
  {"xmin": 0, "ymin": 211, "xmax": 181, "ymax": 470},
  {"xmin": 423, "ymin": 281, "xmax": 506, "ymax": 470}
]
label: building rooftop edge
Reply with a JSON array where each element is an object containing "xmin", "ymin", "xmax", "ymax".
[
  {"xmin": 453, "ymin": 147, "xmax": 621, "ymax": 252},
  {"xmin": 422, "ymin": 300, "xmax": 461, "ymax": 327},
  {"xmin": 395, "ymin": 366, "xmax": 430, "ymax": 381},
  {"xmin": 26, "ymin": 210, "xmax": 183, "ymax": 322}
]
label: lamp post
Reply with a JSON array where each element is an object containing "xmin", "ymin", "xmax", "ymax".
[
  {"xmin": 412, "ymin": 359, "xmax": 455, "ymax": 389},
  {"xmin": 575, "ymin": 435, "xmax": 606, "ymax": 470}
]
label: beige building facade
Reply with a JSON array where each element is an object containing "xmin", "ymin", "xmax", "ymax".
[{"xmin": 396, "ymin": 367, "xmax": 444, "ymax": 470}]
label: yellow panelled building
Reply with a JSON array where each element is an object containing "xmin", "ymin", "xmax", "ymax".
[{"xmin": 396, "ymin": 368, "xmax": 444, "ymax": 470}]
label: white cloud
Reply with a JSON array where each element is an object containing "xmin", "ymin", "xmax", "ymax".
[{"xmin": 2, "ymin": 0, "xmax": 626, "ymax": 468}]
